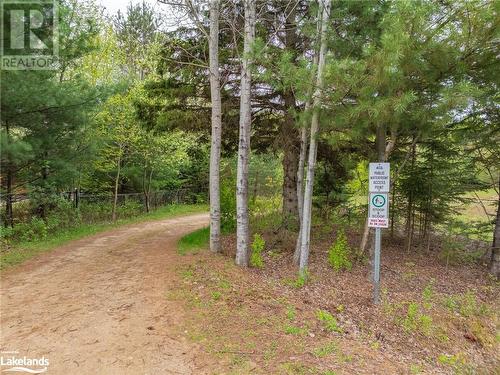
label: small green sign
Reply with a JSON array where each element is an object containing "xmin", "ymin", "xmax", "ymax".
[{"xmin": 371, "ymin": 194, "xmax": 386, "ymax": 208}]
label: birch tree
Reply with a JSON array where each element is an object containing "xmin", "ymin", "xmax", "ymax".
[
  {"xmin": 298, "ymin": 0, "xmax": 330, "ymax": 273},
  {"xmin": 160, "ymin": 0, "xmax": 223, "ymax": 252},
  {"xmin": 235, "ymin": 0, "xmax": 256, "ymax": 266},
  {"xmin": 209, "ymin": 0, "xmax": 222, "ymax": 252},
  {"xmin": 294, "ymin": 15, "xmax": 321, "ymax": 264}
]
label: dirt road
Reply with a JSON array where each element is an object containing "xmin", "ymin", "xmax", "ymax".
[{"xmin": 0, "ymin": 213, "xmax": 215, "ymax": 374}]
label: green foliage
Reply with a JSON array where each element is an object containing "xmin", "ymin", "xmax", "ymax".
[
  {"xmin": 284, "ymin": 324, "xmax": 306, "ymax": 335},
  {"xmin": 288, "ymin": 269, "xmax": 309, "ymax": 288},
  {"xmin": 422, "ymin": 279, "xmax": 435, "ymax": 309},
  {"xmin": 250, "ymin": 233, "xmax": 265, "ymax": 268},
  {"xmin": 211, "ymin": 291, "xmax": 222, "ymax": 301},
  {"xmin": 177, "ymin": 227, "xmax": 209, "ymax": 255},
  {"xmin": 437, "ymin": 353, "xmax": 473, "ymax": 373},
  {"xmin": 1, "ymin": 204, "xmax": 206, "ymax": 269},
  {"xmin": 286, "ymin": 305, "xmax": 296, "ymax": 321},
  {"xmin": 328, "ymin": 229, "xmax": 352, "ymax": 272},
  {"xmin": 220, "ymin": 167, "xmax": 237, "ymax": 234},
  {"xmin": 442, "ymin": 290, "xmax": 489, "ymax": 318},
  {"xmin": 1, "ymin": 198, "xmax": 83, "ymax": 244},
  {"xmin": 313, "ymin": 341, "xmax": 338, "ymax": 358},
  {"xmin": 316, "ymin": 310, "xmax": 342, "ymax": 333},
  {"xmin": 401, "ymin": 302, "xmax": 433, "ymax": 336}
]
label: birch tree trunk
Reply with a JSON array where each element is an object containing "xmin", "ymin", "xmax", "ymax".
[
  {"xmin": 294, "ymin": 41, "xmax": 320, "ymax": 265},
  {"xmin": 235, "ymin": 0, "xmax": 256, "ymax": 266},
  {"xmin": 298, "ymin": 0, "xmax": 330, "ymax": 274},
  {"xmin": 293, "ymin": 125, "xmax": 308, "ymax": 264},
  {"xmin": 209, "ymin": 0, "xmax": 223, "ymax": 253}
]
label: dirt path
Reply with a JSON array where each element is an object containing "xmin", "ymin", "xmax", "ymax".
[{"xmin": 0, "ymin": 213, "xmax": 215, "ymax": 374}]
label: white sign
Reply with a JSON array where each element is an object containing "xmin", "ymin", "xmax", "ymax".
[
  {"xmin": 368, "ymin": 193, "xmax": 389, "ymax": 228},
  {"xmin": 369, "ymin": 163, "xmax": 390, "ymax": 193}
]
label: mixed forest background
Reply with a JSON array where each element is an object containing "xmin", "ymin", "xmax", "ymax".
[{"xmin": 0, "ymin": 0, "xmax": 499, "ymax": 276}]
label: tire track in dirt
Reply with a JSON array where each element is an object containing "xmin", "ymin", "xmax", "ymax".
[{"xmin": 0, "ymin": 213, "xmax": 215, "ymax": 375}]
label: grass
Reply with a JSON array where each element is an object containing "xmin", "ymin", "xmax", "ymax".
[
  {"xmin": 177, "ymin": 226, "xmax": 210, "ymax": 255},
  {"xmin": 1, "ymin": 204, "xmax": 207, "ymax": 270}
]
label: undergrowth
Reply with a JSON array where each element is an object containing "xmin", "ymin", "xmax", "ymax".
[{"xmin": 178, "ymin": 226, "xmax": 210, "ymax": 255}]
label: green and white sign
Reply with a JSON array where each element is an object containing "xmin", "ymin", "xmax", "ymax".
[{"xmin": 368, "ymin": 192, "xmax": 389, "ymax": 228}]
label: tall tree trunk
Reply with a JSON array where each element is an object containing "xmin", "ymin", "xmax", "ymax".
[
  {"xmin": 281, "ymin": 4, "xmax": 299, "ymax": 230},
  {"xmin": 294, "ymin": 28, "xmax": 320, "ymax": 265},
  {"xmin": 390, "ymin": 182, "xmax": 396, "ymax": 238},
  {"xmin": 209, "ymin": 0, "xmax": 223, "ymax": 253},
  {"xmin": 4, "ymin": 122, "xmax": 14, "ymax": 228},
  {"xmin": 38, "ymin": 155, "xmax": 49, "ymax": 220},
  {"xmin": 359, "ymin": 127, "xmax": 398, "ymax": 255},
  {"xmin": 5, "ymin": 168, "xmax": 13, "ymax": 227},
  {"xmin": 112, "ymin": 154, "xmax": 122, "ymax": 222},
  {"xmin": 358, "ymin": 124, "xmax": 386, "ymax": 260},
  {"xmin": 235, "ymin": 0, "xmax": 256, "ymax": 267},
  {"xmin": 297, "ymin": 126, "xmax": 307, "ymax": 223},
  {"xmin": 490, "ymin": 176, "xmax": 500, "ymax": 278},
  {"xmin": 405, "ymin": 139, "xmax": 417, "ymax": 253},
  {"xmin": 294, "ymin": 125, "xmax": 308, "ymax": 264},
  {"xmin": 282, "ymin": 91, "xmax": 299, "ymax": 229},
  {"xmin": 298, "ymin": 0, "xmax": 330, "ymax": 274}
]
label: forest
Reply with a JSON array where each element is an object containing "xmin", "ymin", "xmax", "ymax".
[{"xmin": 0, "ymin": 0, "xmax": 499, "ymax": 374}]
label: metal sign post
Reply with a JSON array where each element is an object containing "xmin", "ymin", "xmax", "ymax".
[
  {"xmin": 374, "ymin": 227, "xmax": 381, "ymax": 304},
  {"xmin": 368, "ymin": 163, "xmax": 390, "ymax": 304}
]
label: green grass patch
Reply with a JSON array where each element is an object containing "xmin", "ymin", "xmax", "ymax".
[
  {"xmin": 177, "ymin": 226, "xmax": 209, "ymax": 255},
  {"xmin": 1, "ymin": 204, "xmax": 207, "ymax": 270}
]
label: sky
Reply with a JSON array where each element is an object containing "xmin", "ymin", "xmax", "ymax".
[{"xmin": 98, "ymin": 0, "xmax": 157, "ymax": 16}]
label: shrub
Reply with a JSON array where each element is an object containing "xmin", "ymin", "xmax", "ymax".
[
  {"xmin": 0, "ymin": 226, "xmax": 14, "ymax": 245},
  {"xmin": 47, "ymin": 199, "xmax": 81, "ymax": 230},
  {"xmin": 117, "ymin": 200, "xmax": 143, "ymax": 219},
  {"xmin": 422, "ymin": 279, "xmax": 435, "ymax": 308},
  {"xmin": 443, "ymin": 290, "xmax": 489, "ymax": 318},
  {"xmin": 401, "ymin": 302, "xmax": 433, "ymax": 336},
  {"xmin": 250, "ymin": 233, "xmax": 265, "ymax": 268},
  {"xmin": 316, "ymin": 309, "xmax": 343, "ymax": 333},
  {"xmin": 14, "ymin": 217, "xmax": 48, "ymax": 242},
  {"xmin": 328, "ymin": 229, "xmax": 352, "ymax": 271}
]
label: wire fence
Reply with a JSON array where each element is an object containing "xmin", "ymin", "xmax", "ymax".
[{"xmin": 1, "ymin": 186, "xmax": 207, "ymax": 226}]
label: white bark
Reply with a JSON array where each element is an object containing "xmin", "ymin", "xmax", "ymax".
[
  {"xmin": 235, "ymin": 0, "xmax": 256, "ymax": 266},
  {"xmin": 298, "ymin": 0, "xmax": 330, "ymax": 273},
  {"xmin": 293, "ymin": 125, "xmax": 308, "ymax": 264},
  {"xmin": 209, "ymin": 0, "xmax": 222, "ymax": 253},
  {"xmin": 297, "ymin": 126, "xmax": 307, "ymax": 221},
  {"xmin": 294, "ymin": 37, "xmax": 320, "ymax": 265}
]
